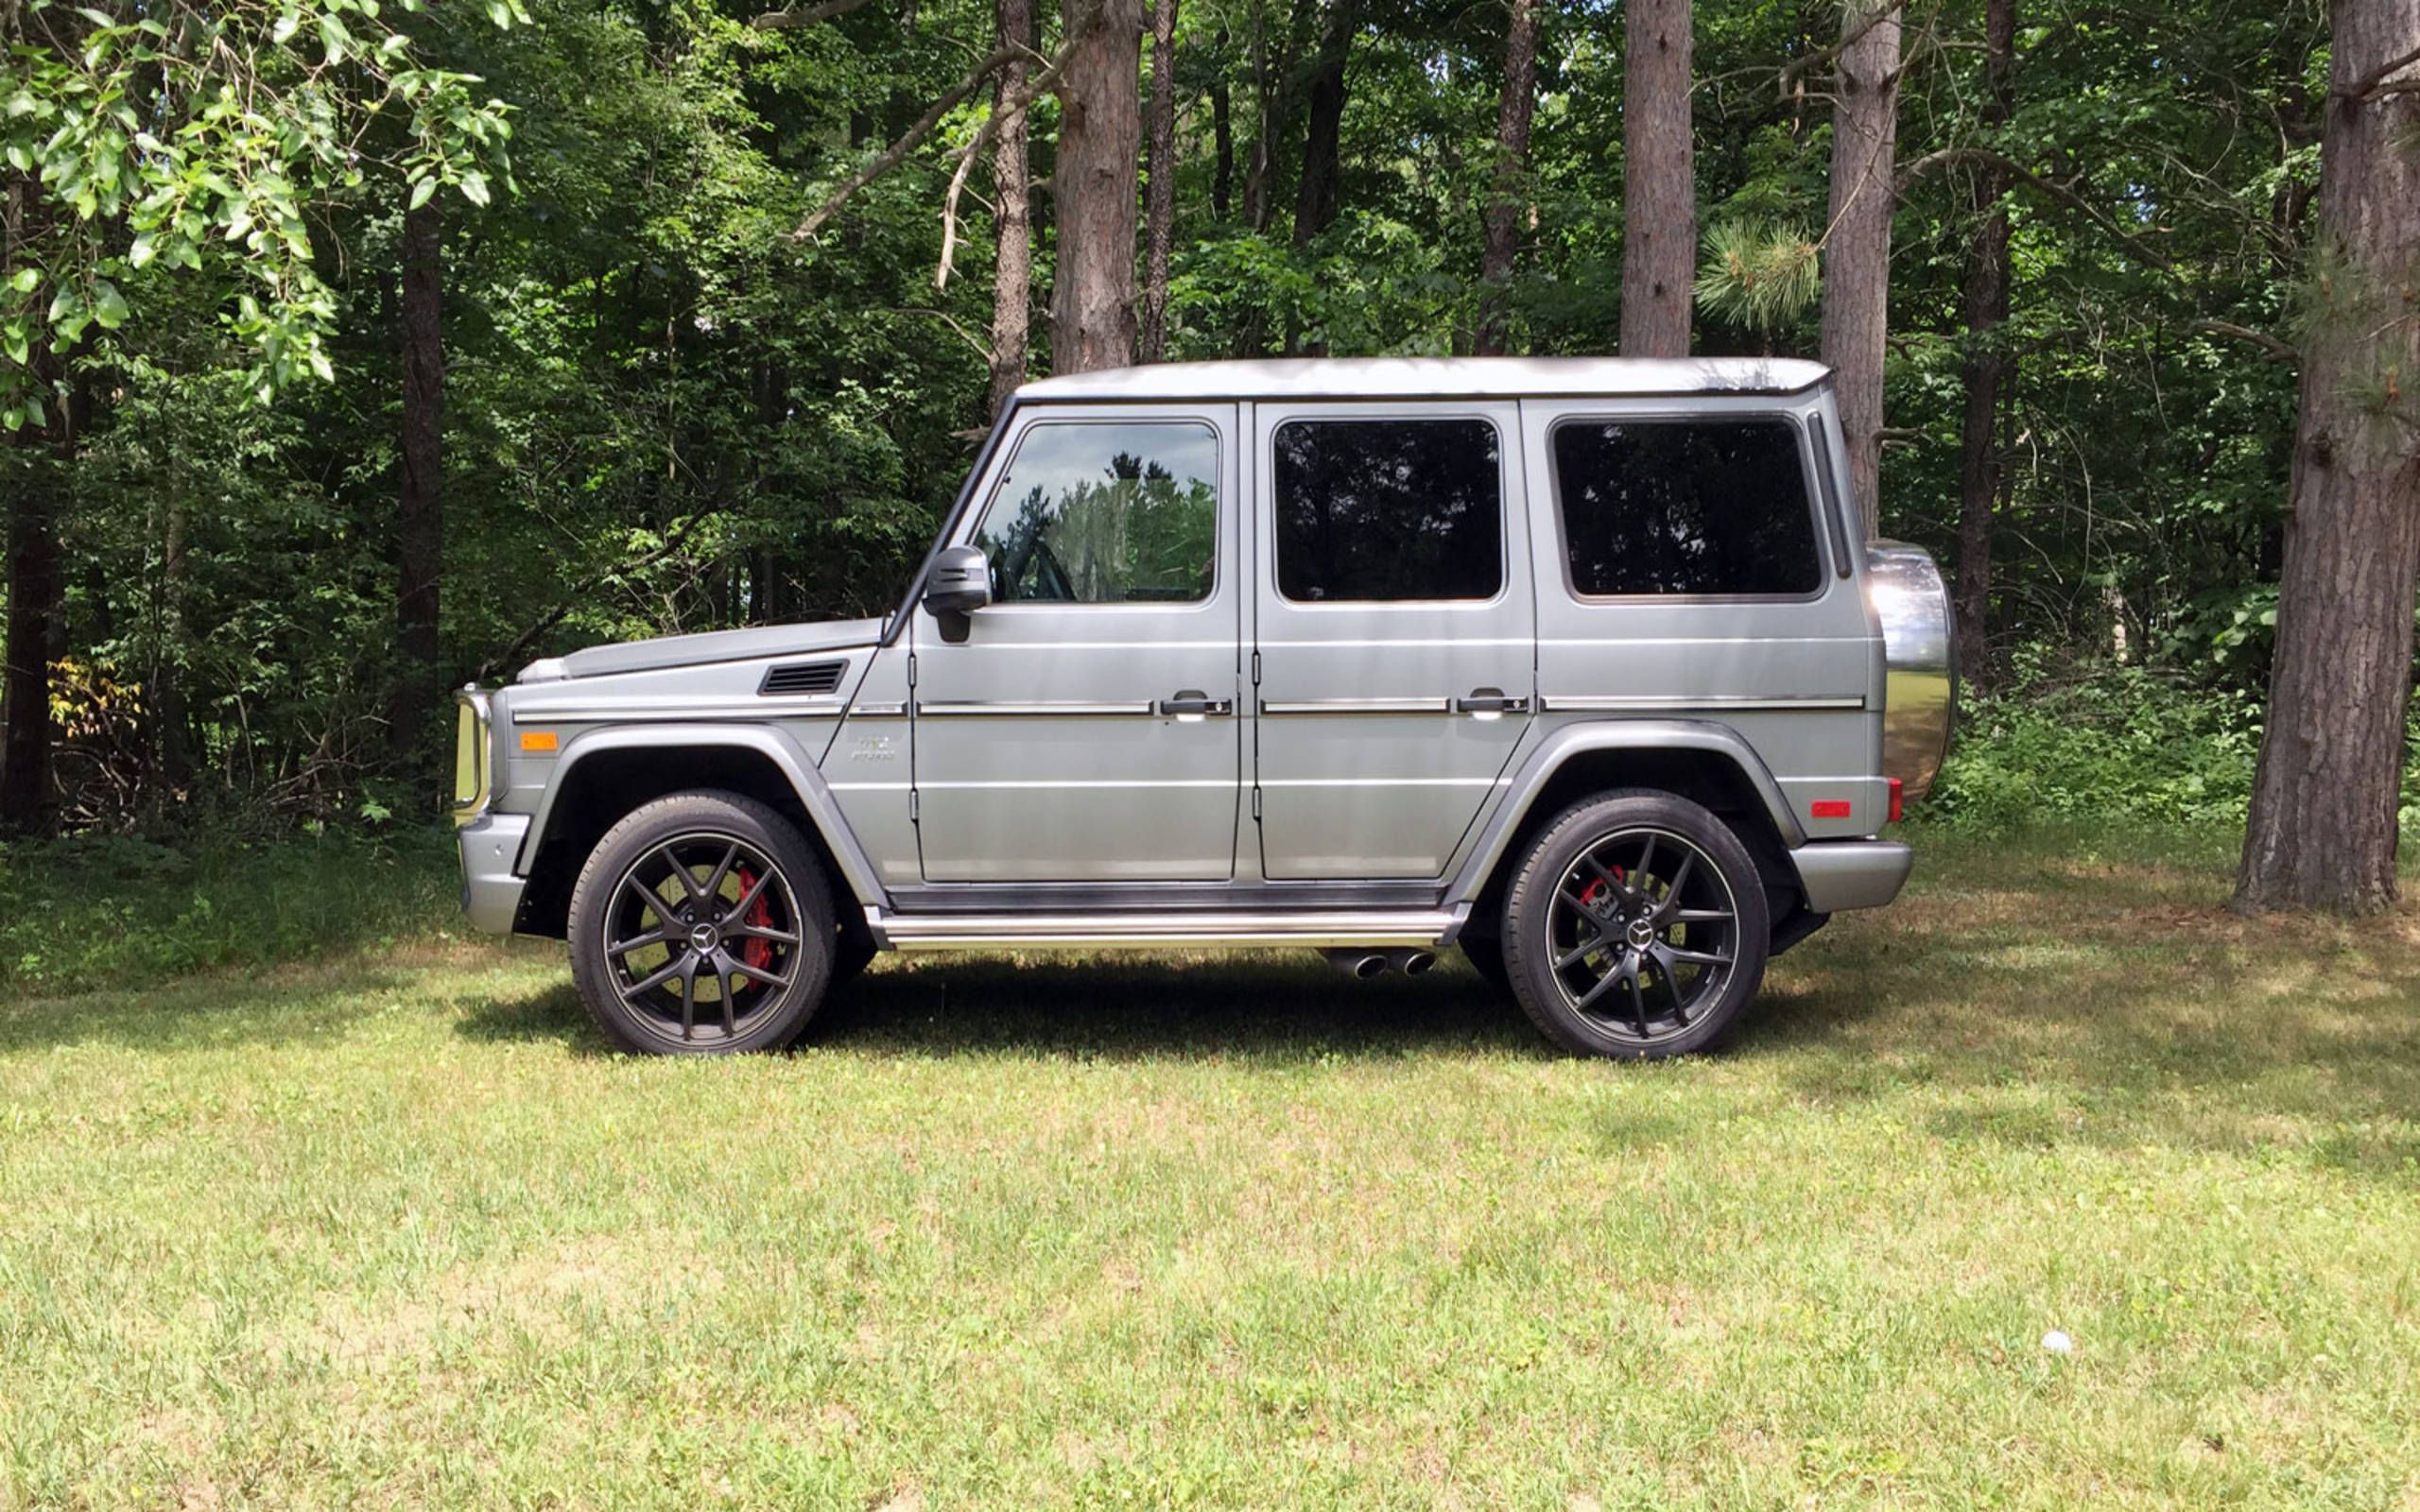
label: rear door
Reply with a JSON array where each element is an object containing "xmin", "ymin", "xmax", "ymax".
[{"xmin": 1250, "ymin": 402, "xmax": 1535, "ymax": 880}]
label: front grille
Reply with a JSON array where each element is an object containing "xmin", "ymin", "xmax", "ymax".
[{"xmin": 759, "ymin": 660, "xmax": 847, "ymax": 696}]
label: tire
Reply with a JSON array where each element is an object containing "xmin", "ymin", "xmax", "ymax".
[
  {"xmin": 568, "ymin": 790, "xmax": 836, "ymax": 1055},
  {"xmin": 1499, "ymin": 789, "xmax": 1770, "ymax": 1059},
  {"xmin": 1459, "ymin": 934, "xmax": 1512, "ymax": 995}
]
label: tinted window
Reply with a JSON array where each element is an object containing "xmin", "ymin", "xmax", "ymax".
[
  {"xmin": 972, "ymin": 421, "xmax": 1219, "ymax": 604},
  {"xmin": 1273, "ymin": 418, "xmax": 1502, "ymax": 602},
  {"xmin": 1553, "ymin": 419, "xmax": 1822, "ymax": 596}
]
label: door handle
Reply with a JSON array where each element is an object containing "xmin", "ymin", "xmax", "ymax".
[
  {"xmin": 1456, "ymin": 689, "xmax": 1531, "ymax": 715},
  {"xmin": 1158, "ymin": 691, "xmax": 1235, "ymax": 717}
]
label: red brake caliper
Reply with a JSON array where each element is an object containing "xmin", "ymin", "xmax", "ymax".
[
  {"xmin": 733, "ymin": 866, "xmax": 775, "ymax": 989},
  {"xmin": 1580, "ymin": 866, "xmax": 1625, "ymax": 912}
]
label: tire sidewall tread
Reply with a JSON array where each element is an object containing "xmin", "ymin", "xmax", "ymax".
[
  {"xmin": 1499, "ymin": 788, "xmax": 1772, "ymax": 1059},
  {"xmin": 567, "ymin": 789, "xmax": 838, "ymax": 1055}
]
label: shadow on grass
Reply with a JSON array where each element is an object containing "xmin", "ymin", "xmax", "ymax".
[{"xmin": 458, "ymin": 953, "xmax": 1546, "ymax": 1064}]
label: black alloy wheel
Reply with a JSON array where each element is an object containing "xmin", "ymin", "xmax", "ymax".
[
  {"xmin": 568, "ymin": 791, "xmax": 836, "ymax": 1054},
  {"xmin": 1501, "ymin": 790, "xmax": 1770, "ymax": 1058}
]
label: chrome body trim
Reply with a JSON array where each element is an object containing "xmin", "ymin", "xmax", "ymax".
[
  {"xmin": 1790, "ymin": 839, "xmax": 1914, "ymax": 912},
  {"xmin": 914, "ymin": 698, "xmax": 1162, "ymax": 718},
  {"xmin": 871, "ymin": 905, "xmax": 1465, "ymax": 951},
  {"xmin": 1538, "ymin": 695, "xmax": 1867, "ymax": 713},
  {"xmin": 851, "ymin": 701, "xmax": 909, "ymax": 718},
  {"xmin": 511, "ymin": 698, "xmax": 841, "ymax": 723},
  {"xmin": 1259, "ymin": 697, "xmax": 1453, "ymax": 716}
]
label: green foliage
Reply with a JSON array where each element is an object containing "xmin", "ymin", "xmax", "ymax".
[
  {"xmin": 0, "ymin": 825, "xmax": 454, "ymax": 990},
  {"xmin": 1694, "ymin": 218, "xmax": 1821, "ymax": 333},
  {"xmin": 2, "ymin": 0, "xmax": 519, "ymax": 422},
  {"xmin": 1928, "ymin": 664, "xmax": 2269, "ymax": 833}
]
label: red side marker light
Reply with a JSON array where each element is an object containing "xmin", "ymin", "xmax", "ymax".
[
  {"xmin": 1888, "ymin": 777, "xmax": 1905, "ymax": 824},
  {"xmin": 1810, "ymin": 799, "xmax": 1852, "ymax": 819}
]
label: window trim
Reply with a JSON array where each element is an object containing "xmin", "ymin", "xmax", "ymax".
[
  {"xmin": 958, "ymin": 414, "xmax": 1225, "ymax": 613},
  {"xmin": 1544, "ymin": 409, "xmax": 1834, "ymax": 607},
  {"xmin": 1267, "ymin": 411, "xmax": 1512, "ymax": 610}
]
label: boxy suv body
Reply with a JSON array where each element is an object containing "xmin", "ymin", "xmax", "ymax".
[{"xmin": 453, "ymin": 357, "xmax": 1951, "ymax": 1057}]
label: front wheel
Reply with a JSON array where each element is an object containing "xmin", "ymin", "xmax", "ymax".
[
  {"xmin": 567, "ymin": 790, "xmax": 836, "ymax": 1054},
  {"xmin": 1499, "ymin": 790, "xmax": 1770, "ymax": 1059}
]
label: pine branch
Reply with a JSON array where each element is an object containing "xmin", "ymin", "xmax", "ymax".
[
  {"xmin": 793, "ymin": 43, "xmax": 1022, "ymax": 240},
  {"xmin": 2333, "ymin": 40, "xmax": 2420, "ymax": 101},
  {"xmin": 751, "ymin": 0, "xmax": 876, "ymax": 31}
]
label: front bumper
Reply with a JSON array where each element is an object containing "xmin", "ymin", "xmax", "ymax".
[
  {"xmin": 1789, "ymin": 839, "xmax": 1913, "ymax": 913},
  {"xmin": 458, "ymin": 812, "xmax": 532, "ymax": 934}
]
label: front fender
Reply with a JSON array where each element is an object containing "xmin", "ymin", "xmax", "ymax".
[
  {"xmin": 514, "ymin": 722, "xmax": 889, "ymax": 909},
  {"xmin": 1446, "ymin": 719, "xmax": 1809, "ymax": 907}
]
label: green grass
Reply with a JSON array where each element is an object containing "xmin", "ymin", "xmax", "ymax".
[{"xmin": 4, "ymin": 825, "xmax": 2418, "ymax": 1509}]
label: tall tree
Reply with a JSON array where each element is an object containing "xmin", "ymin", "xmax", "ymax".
[
  {"xmin": 1475, "ymin": 0, "xmax": 1541, "ymax": 355},
  {"xmin": 2234, "ymin": 0, "xmax": 2420, "ymax": 915},
  {"xmin": 1140, "ymin": 0, "xmax": 1182, "ymax": 362},
  {"xmin": 989, "ymin": 0, "xmax": 1037, "ymax": 411},
  {"xmin": 1291, "ymin": 0, "xmax": 1357, "ymax": 249},
  {"xmin": 1618, "ymin": 0, "xmax": 1693, "ymax": 356},
  {"xmin": 1819, "ymin": 0, "xmax": 1903, "ymax": 536},
  {"xmin": 1051, "ymin": 0, "xmax": 1145, "ymax": 372},
  {"xmin": 389, "ymin": 198, "xmax": 445, "ymax": 765},
  {"xmin": 1952, "ymin": 0, "xmax": 2014, "ymax": 685}
]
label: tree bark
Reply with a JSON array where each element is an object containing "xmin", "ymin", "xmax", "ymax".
[
  {"xmin": 1050, "ymin": 0, "xmax": 1143, "ymax": 373},
  {"xmin": 1952, "ymin": 0, "xmax": 2014, "ymax": 688},
  {"xmin": 1818, "ymin": 0, "xmax": 1901, "ymax": 537},
  {"xmin": 1211, "ymin": 35, "xmax": 1234, "ymax": 221},
  {"xmin": 389, "ymin": 197, "xmax": 444, "ymax": 768},
  {"xmin": 1617, "ymin": 0, "xmax": 1693, "ymax": 357},
  {"xmin": 1290, "ymin": 0, "xmax": 1355, "ymax": 249},
  {"xmin": 1475, "ymin": 0, "xmax": 1541, "ymax": 355},
  {"xmin": 2234, "ymin": 0, "xmax": 2420, "ymax": 916},
  {"xmin": 1139, "ymin": 0, "xmax": 1181, "ymax": 362},
  {"xmin": 1, "ymin": 166, "xmax": 58, "ymax": 833},
  {"xmin": 988, "ymin": 0, "xmax": 1036, "ymax": 411}
]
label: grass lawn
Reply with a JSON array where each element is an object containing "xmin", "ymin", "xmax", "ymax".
[{"xmin": 3, "ymin": 825, "xmax": 2417, "ymax": 1509}]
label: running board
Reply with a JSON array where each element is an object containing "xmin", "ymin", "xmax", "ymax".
[{"xmin": 867, "ymin": 906, "xmax": 1464, "ymax": 952}]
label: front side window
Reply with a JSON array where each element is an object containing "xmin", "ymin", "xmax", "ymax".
[
  {"xmin": 1272, "ymin": 417, "xmax": 1503, "ymax": 602},
  {"xmin": 1553, "ymin": 418, "xmax": 1822, "ymax": 597},
  {"xmin": 971, "ymin": 421, "xmax": 1219, "ymax": 604}
]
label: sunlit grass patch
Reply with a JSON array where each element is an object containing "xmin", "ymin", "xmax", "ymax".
[{"xmin": 3, "ymin": 826, "xmax": 2418, "ymax": 1508}]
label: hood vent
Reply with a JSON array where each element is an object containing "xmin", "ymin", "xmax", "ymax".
[{"xmin": 759, "ymin": 660, "xmax": 847, "ymax": 696}]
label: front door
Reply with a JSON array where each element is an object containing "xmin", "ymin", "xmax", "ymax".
[
  {"xmin": 911, "ymin": 404, "xmax": 1243, "ymax": 882},
  {"xmin": 1251, "ymin": 401, "xmax": 1535, "ymax": 880}
]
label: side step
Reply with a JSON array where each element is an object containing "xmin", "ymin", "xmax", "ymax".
[{"xmin": 866, "ymin": 907, "xmax": 1462, "ymax": 953}]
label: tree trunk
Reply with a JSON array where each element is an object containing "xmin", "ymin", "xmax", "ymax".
[
  {"xmin": 988, "ymin": 0, "xmax": 1035, "ymax": 412},
  {"xmin": 1951, "ymin": 0, "xmax": 2014, "ymax": 688},
  {"xmin": 1, "ymin": 166, "xmax": 58, "ymax": 833},
  {"xmin": 1617, "ymin": 0, "xmax": 1693, "ymax": 357},
  {"xmin": 1289, "ymin": 0, "xmax": 1354, "ymax": 250},
  {"xmin": 1050, "ymin": 0, "xmax": 1143, "ymax": 373},
  {"xmin": 390, "ymin": 197, "xmax": 444, "ymax": 770},
  {"xmin": 1211, "ymin": 37, "xmax": 1234, "ymax": 222},
  {"xmin": 1475, "ymin": 0, "xmax": 1540, "ymax": 355},
  {"xmin": 1139, "ymin": 0, "xmax": 1181, "ymax": 363},
  {"xmin": 1818, "ymin": 0, "xmax": 1901, "ymax": 537},
  {"xmin": 2234, "ymin": 0, "xmax": 2420, "ymax": 916}
]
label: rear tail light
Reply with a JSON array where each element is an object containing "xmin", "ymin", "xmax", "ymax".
[{"xmin": 1888, "ymin": 777, "xmax": 1905, "ymax": 824}]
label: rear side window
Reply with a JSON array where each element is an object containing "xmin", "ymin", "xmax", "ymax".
[
  {"xmin": 1552, "ymin": 418, "xmax": 1822, "ymax": 597},
  {"xmin": 1272, "ymin": 418, "xmax": 1502, "ymax": 602}
]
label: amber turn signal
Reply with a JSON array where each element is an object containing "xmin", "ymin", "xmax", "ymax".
[{"xmin": 519, "ymin": 730, "xmax": 560, "ymax": 753}]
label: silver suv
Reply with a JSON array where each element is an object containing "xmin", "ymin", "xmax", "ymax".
[{"xmin": 452, "ymin": 358, "xmax": 1950, "ymax": 1058}]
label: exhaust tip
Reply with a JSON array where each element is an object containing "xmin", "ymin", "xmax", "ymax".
[
  {"xmin": 1354, "ymin": 954, "xmax": 1389, "ymax": 979},
  {"xmin": 1396, "ymin": 950, "xmax": 1437, "ymax": 977}
]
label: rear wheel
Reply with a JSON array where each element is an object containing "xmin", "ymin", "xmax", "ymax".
[
  {"xmin": 1499, "ymin": 790, "xmax": 1769, "ymax": 1059},
  {"xmin": 568, "ymin": 791, "xmax": 835, "ymax": 1054}
]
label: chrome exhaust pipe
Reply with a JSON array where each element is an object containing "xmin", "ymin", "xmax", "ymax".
[
  {"xmin": 1324, "ymin": 949, "xmax": 1392, "ymax": 979},
  {"xmin": 1389, "ymin": 949, "xmax": 1438, "ymax": 977}
]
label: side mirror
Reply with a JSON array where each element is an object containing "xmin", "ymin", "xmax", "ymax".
[{"xmin": 923, "ymin": 542, "xmax": 992, "ymax": 641}]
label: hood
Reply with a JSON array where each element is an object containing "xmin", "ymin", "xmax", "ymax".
[{"xmin": 520, "ymin": 617, "xmax": 887, "ymax": 682}]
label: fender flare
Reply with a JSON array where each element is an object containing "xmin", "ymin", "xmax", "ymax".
[
  {"xmin": 514, "ymin": 722, "xmax": 889, "ymax": 909},
  {"xmin": 1445, "ymin": 719, "xmax": 1808, "ymax": 906}
]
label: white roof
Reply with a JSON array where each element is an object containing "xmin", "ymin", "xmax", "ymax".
[{"xmin": 1018, "ymin": 355, "xmax": 1830, "ymax": 403}]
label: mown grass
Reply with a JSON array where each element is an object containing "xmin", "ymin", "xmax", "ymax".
[{"xmin": 3, "ymin": 824, "xmax": 2418, "ymax": 1509}]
